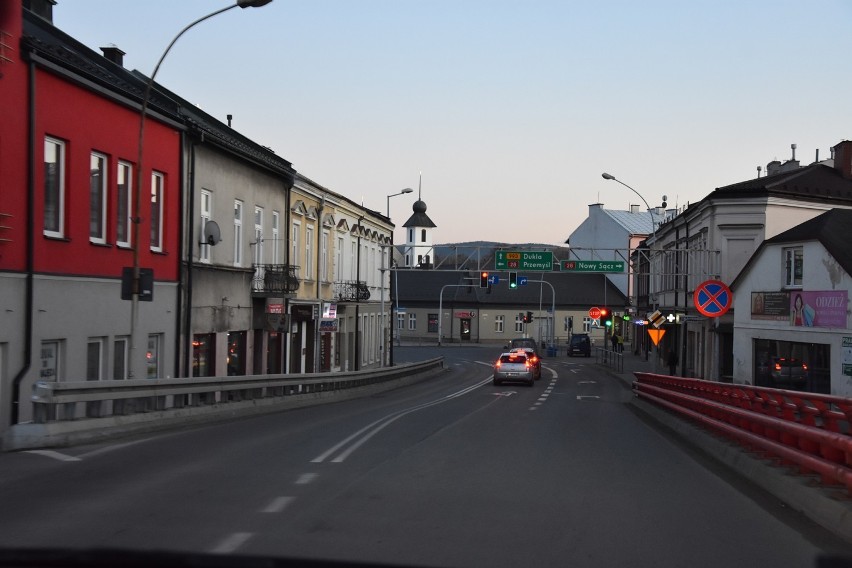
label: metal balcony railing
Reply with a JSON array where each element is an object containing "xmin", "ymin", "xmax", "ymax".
[
  {"xmin": 252, "ymin": 264, "xmax": 300, "ymax": 295},
  {"xmin": 333, "ymin": 280, "xmax": 371, "ymax": 302}
]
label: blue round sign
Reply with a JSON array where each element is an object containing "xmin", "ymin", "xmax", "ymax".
[{"xmin": 694, "ymin": 280, "xmax": 732, "ymax": 317}]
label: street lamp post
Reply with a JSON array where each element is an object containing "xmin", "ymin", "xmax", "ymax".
[
  {"xmin": 128, "ymin": 0, "xmax": 272, "ymax": 378},
  {"xmin": 381, "ymin": 188, "xmax": 413, "ymax": 366},
  {"xmin": 601, "ymin": 173, "xmax": 666, "ymax": 372}
]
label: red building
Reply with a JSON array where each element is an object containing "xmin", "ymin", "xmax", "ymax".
[{"xmin": 1, "ymin": 0, "xmax": 182, "ymax": 433}]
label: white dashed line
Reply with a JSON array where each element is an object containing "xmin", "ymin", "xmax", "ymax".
[
  {"xmin": 296, "ymin": 473, "xmax": 318, "ymax": 485},
  {"xmin": 210, "ymin": 532, "xmax": 252, "ymax": 554},
  {"xmin": 261, "ymin": 496, "xmax": 295, "ymax": 513}
]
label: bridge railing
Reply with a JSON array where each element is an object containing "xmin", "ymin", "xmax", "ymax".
[
  {"xmin": 595, "ymin": 347, "xmax": 624, "ymax": 373},
  {"xmin": 633, "ymin": 373, "xmax": 852, "ymax": 494}
]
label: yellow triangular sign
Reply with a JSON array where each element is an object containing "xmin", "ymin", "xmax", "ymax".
[{"xmin": 647, "ymin": 328, "xmax": 666, "ymax": 346}]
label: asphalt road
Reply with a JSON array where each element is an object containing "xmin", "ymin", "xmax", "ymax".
[{"xmin": 0, "ymin": 345, "xmax": 850, "ymax": 567}]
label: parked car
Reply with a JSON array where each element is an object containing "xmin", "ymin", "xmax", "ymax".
[
  {"xmin": 493, "ymin": 352, "xmax": 535, "ymax": 387},
  {"xmin": 507, "ymin": 337, "xmax": 539, "ymax": 353},
  {"xmin": 768, "ymin": 357, "xmax": 808, "ymax": 388},
  {"xmin": 510, "ymin": 347, "xmax": 541, "ymax": 380},
  {"xmin": 568, "ymin": 333, "xmax": 591, "ymax": 357}
]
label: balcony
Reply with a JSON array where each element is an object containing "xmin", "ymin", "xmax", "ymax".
[
  {"xmin": 333, "ymin": 280, "xmax": 371, "ymax": 302},
  {"xmin": 252, "ymin": 264, "xmax": 299, "ymax": 296}
]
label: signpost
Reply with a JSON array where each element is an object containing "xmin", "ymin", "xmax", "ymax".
[
  {"xmin": 562, "ymin": 260, "xmax": 625, "ymax": 272},
  {"xmin": 495, "ymin": 251, "xmax": 553, "ymax": 271}
]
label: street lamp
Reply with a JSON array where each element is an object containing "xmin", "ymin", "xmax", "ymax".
[
  {"xmin": 380, "ymin": 188, "xmax": 413, "ymax": 366},
  {"xmin": 128, "ymin": 0, "xmax": 273, "ymax": 378},
  {"xmin": 601, "ymin": 173, "xmax": 666, "ymax": 371}
]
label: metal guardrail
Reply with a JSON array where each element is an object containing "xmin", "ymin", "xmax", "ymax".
[
  {"xmin": 633, "ymin": 372, "xmax": 852, "ymax": 495},
  {"xmin": 31, "ymin": 359, "xmax": 444, "ymax": 424},
  {"xmin": 595, "ymin": 347, "xmax": 624, "ymax": 373}
]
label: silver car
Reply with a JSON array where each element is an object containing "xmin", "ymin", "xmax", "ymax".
[{"xmin": 493, "ymin": 352, "xmax": 534, "ymax": 387}]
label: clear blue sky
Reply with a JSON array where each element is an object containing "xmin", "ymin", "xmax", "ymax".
[{"xmin": 55, "ymin": 0, "xmax": 852, "ymax": 245}]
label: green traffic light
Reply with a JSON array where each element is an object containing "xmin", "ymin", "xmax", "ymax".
[{"xmin": 605, "ymin": 320, "xmax": 612, "ymax": 327}]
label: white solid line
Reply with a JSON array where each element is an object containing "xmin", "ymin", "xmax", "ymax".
[
  {"xmin": 24, "ymin": 450, "xmax": 81, "ymax": 462},
  {"xmin": 210, "ymin": 532, "xmax": 252, "ymax": 554},
  {"xmin": 295, "ymin": 473, "xmax": 318, "ymax": 485},
  {"xmin": 261, "ymin": 496, "xmax": 294, "ymax": 513}
]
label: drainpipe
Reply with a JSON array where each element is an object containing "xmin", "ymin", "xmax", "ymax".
[
  {"xmin": 11, "ymin": 59, "xmax": 37, "ymax": 426},
  {"xmin": 181, "ymin": 136, "xmax": 197, "ymax": 378}
]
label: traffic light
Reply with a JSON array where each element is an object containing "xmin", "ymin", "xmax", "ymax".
[
  {"xmin": 600, "ymin": 307, "xmax": 612, "ymax": 328},
  {"xmin": 480, "ymin": 271, "xmax": 489, "ymax": 288},
  {"xmin": 527, "ymin": 311, "xmax": 534, "ymax": 323},
  {"xmin": 509, "ymin": 272, "xmax": 518, "ymax": 289}
]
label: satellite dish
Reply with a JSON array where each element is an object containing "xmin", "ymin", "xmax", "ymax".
[{"xmin": 202, "ymin": 221, "xmax": 221, "ymax": 246}]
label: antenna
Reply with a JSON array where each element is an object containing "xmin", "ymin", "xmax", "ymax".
[
  {"xmin": 418, "ymin": 171, "xmax": 422, "ymax": 200},
  {"xmin": 201, "ymin": 220, "xmax": 221, "ymax": 246}
]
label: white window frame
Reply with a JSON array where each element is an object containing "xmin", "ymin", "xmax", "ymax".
[
  {"xmin": 117, "ymin": 161, "xmax": 132, "ymax": 247},
  {"xmin": 113, "ymin": 337, "xmax": 129, "ymax": 380},
  {"xmin": 254, "ymin": 206, "xmax": 264, "ymax": 266},
  {"xmin": 150, "ymin": 171, "xmax": 164, "ymax": 252},
  {"xmin": 86, "ymin": 338, "xmax": 105, "ymax": 381},
  {"xmin": 494, "ymin": 315, "xmax": 504, "ymax": 333},
  {"xmin": 350, "ymin": 239, "xmax": 357, "ymax": 280},
  {"xmin": 146, "ymin": 334, "xmax": 161, "ymax": 379},
  {"xmin": 40, "ymin": 340, "xmax": 61, "ymax": 381},
  {"xmin": 583, "ymin": 317, "xmax": 591, "ymax": 333},
  {"xmin": 89, "ymin": 152, "xmax": 107, "ymax": 244},
  {"xmin": 43, "ymin": 137, "xmax": 65, "ymax": 238},
  {"xmin": 515, "ymin": 313, "xmax": 524, "ymax": 333},
  {"xmin": 305, "ymin": 225, "xmax": 314, "ymax": 280},
  {"xmin": 784, "ymin": 246, "xmax": 803, "ymax": 288},
  {"xmin": 272, "ymin": 211, "xmax": 280, "ymax": 265},
  {"xmin": 234, "ymin": 200, "xmax": 244, "ymax": 267},
  {"xmin": 199, "ymin": 189, "xmax": 212, "ymax": 263},
  {"xmin": 335, "ymin": 236, "xmax": 344, "ymax": 282},
  {"xmin": 397, "ymin": 312, "xmax": 404, "ymax": 330},
  {"xmin": 292, "ymin": 221, "xmax": 301, "ymax": 277},
  {"xmin": 321, "ymin": 230, "xmax": 329, "ymax": 282},
  {"xmin": 408, "ymin": 313, "xmax": 416, "ymax": 330}
]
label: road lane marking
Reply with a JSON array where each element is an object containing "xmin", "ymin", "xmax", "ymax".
[
  {"xmin": 210, "ymin": 532, "xmax": 252, "ymax": 554},
  {"xmin": 295, "ymin": 473, "xmax": 318, "ymax": 485},
  {"xmin": 24, "ymin": 450, "xmax": 81, "ymax": 462},
  {"xmin": 577, "ymin": 395, "xmax": 601, "ymax": 400},
  {"xmin": 312, "ymin": 376, "xmax": 493, "ymax": 463},
  {"xmin": 261, "ymin": 496, "xmax": 294, "ymax": 513},
  {"xmin": 579, "ymin": 381, "xmax": 597, "ymax": 384}
]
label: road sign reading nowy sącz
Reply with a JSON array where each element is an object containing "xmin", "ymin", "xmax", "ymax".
[{"xmin": 562, "ymin": 260, "xmax": 625, "ymax": 272}]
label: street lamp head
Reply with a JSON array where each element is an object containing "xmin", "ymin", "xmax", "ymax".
[
  {"xmin": 237, "ymin": 0, "xmax": 273, "ymax": 7},
  {"xmin": 601, "ymin": 172, "xmax": 615, "ymax": 180},
  {"xmin": 401, "ymin": 188, "xmax": 414, "ymax": 194}
]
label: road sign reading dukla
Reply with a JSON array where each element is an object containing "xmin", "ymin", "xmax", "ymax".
[
  {"xmin": 562, "ymin": 260, "xmax": 625, "ymax": 273},
  {"xmin": 495, "ymin": 251, "xmax": 553, "ymax": 271}
]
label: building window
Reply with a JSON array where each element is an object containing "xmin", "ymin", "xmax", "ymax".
[
  {"xmin": 272, "ymin": 211, "xmax": 280, "ymax": 265},
  {"xmin": 321, "ymin": 230, "xmax": 329, "ymax": 281},
  {"xmin": 408, "ymin": 313, "xmax": 416, "ymax": 330},
  {"xmin": 146, "ymin": 334, "xmax": 161, "ymax": 379},
  {"xmin": 44, "ymin": 137, "xmax": 65, "ymax": 238},
  {"xmin": 40, "ymin": 340, "xmax": 61, "ymax": 381},
  {"xmin": 199, "ymin": 189, "xmax": 212, "ymax": 263},
  {"xmin": 305, "ymin": 226, "xmax": 314, "ymax": 279},
  {"xmin": 228, "ymin": 331, "xmax": 247, "ymax": 376},
  {"xmin": 494, "ymin": 315, "xmax": 504, "ymax": 333},
  {"xmin": 784, "ymin": 247, "xmax": 803, "ymax": 287},
  {"xmin": 150, "ymin": 172, "xmax": 164, "ymax": 251},
  {"xmin": 397, "ymin": 311, "xmax": 405, "ymax": 330},
  {"xmin": 515, "ymin": 313, "xmax": 524, "ymax": 333},
  {"xmin": 89, "ymin": 152, "xmax": 107, "ymax": 243},
  {"xmin": 583, "ymin": 317, "xmax": 591, "ymax": 333},
  {"xmin": 408, "ymin": 228, "xmax": 413, "ymax": 243},
  {"xmin": 335, "ymin": 236, "xmax": 344, "ymax": 281},
  {"xmin": 192, "ymin": 334, "xmax": 215, "ymax": 377},
  {"xmin": 421, "ymin": 229, "xmax": 426, "ymax": 242},
  {"xmin": 254, "ymin": 206, "xmax": 264, "ymax": 266},
  {"xmin": 117, "ymin": 162, "xmax": 132, "ymax": 247},
  {"xmin": 292, "ymin": 222, "xmax": 300, "ymax": 277},
  {"xmin": 350, "ymin": 240, "xmax": 357, "ymax": 280},
  {"xmin": 113, "ymin": 337, "xmax": 129, "ymax": 380},
  {"xmin": 428, "ymin": 313, "xmax": 439, "ymax": 333},
  {"xmin": 234, "ymin": 200, "xmax": 243, "ymax": 267},
  {"xmin": 86, "ymin": 339, "xmax": 105, "ymax": 381}
]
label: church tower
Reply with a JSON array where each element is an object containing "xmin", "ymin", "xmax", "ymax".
[{"xmin": 401, "ymin": 183, "xmax": 437, "ymax": 268}]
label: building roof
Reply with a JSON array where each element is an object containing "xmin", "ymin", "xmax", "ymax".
[
  {"xmin": 603, "ymin": 209, "xmax": 666, "ymax": 236},
  {"xmin": 402, "ymin": 199, "xmax": 437, "ymax": 228},
  {"xmin": 731, "ymin": 208, "xmax": 852, "ymax": 289},
  {"xmin": 764, "ymin": 208, "xmax": 852, "ymax": 276},
  {"xmin": 711, "ymin": 163, "xmax": 852, "ymax": 204}
]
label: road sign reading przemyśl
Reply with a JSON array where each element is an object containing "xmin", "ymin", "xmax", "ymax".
[{"xmin": 495, "ymin": 251, "xmax": 553, "ymax": 271}]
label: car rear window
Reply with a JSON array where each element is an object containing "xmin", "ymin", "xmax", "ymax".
[{"xmin": 500, "ymin": 354, "xmax": 526, "ymax": 364}]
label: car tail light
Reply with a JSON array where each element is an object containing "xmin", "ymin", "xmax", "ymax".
[
  {"xmin": 774, "ymin": 362, "xmax": 781, "ymax": 371},
  {"xmin": 495, "ymin": 360, "xmax": 502, "ymax": 368},
  {"xmin": 802, "ymin": 363, "xmax": 808, "ymax": 370},
  {"xmin": 525, "ymin": 361, "xmax": 531, "ymax": 369}
]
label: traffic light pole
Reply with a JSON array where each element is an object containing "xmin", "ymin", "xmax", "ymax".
[{"xmin": 438, "ymin": 283, "xmax": 476, "ymax": 346}]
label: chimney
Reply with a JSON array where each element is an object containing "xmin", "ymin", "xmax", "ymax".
[
  {"xmin": 630, "ymin": 204, "xmax": 640, "ymax": 214},
  {"xmin": 766, "ymin": 160, "xmax": 782, "ymax": 176},
  {"xmin": 791, "ymin": 143, "xmax": 797, "ymax": 161},
  {"xmin": 832, "ymin": 140, "xmax": 852, "ymax": 179},
  {"xmin": 100, "ymin": 46, "xmax": 125, "ymax": 67},
  {"xmin": 23, "ymin": 0, "xmax": 55, "ymax": 24}
]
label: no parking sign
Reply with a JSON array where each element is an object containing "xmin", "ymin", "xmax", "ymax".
[{"xmin": 694, "ymin": 280, "xmax": 732, "ymax": 318}]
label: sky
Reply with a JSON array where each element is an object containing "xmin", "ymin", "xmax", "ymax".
[{"xmin": 53, "ymin": 0, "xmax": 852, "ymax": 246}]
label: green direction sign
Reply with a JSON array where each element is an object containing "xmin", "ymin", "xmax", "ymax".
[
  {"xmin": 495, "ymin": 251, "xmax": 553, "ymax": 271},
  {"xmin": 562, "ymin": 260, "xmax": 625, "ymax": 273}
]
